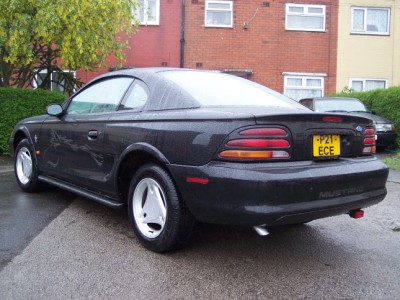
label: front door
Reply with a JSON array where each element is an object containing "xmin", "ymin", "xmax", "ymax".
[{"xmin": 37, "ymin": 76, "xmax": 134, "ymax": 195}]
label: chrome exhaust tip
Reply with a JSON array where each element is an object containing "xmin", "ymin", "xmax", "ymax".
[{"xmin": 253, "ymin": 224, "xmax": 269, "ymax": 236}]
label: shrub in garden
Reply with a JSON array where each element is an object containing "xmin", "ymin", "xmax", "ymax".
[{"xmin": 0, "ymin": 88, "xmax": 66, "ymax": 155}]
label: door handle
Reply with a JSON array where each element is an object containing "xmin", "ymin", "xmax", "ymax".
[{"xmin": 88, "ymin": 130, "xmax": 99, "ymax": 140}]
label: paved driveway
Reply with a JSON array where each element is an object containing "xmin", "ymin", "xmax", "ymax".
[{"xmin": 0, "ymin": 156, "xmax": 399, "ymax": 299}]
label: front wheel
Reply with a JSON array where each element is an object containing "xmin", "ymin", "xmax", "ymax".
[
  {"xmin": 128, "ymin": 163, "xmax": 194, "ymax": 252},
  {"xmin": 14, "ymin": 139, "xmax": 42, "ymax": 192}
]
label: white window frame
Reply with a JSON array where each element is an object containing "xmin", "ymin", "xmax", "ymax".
[
  {"xmin": 349, "ymin": 78, "xmax": 388, "ymax": 92},
  {"xmin": 33, "ymin": 69, "xmax": 76, "ymax": 93},
  {"xmin": 286, "ymin": 4, "xmax": 326, "ymax": 32},
  {"xmin": 351, "ymin": 7, "xmax": 390, "ymax": 35},
  {"xmin": 205, "ymin": 0, "xmax": 233, "ymax": 28},
  {"xmin": 137, "ymin": 0, "xmax": 160, "ymax": 26},
  {"xmin": 283, "ymin": 73, "xmax": 325, "ymax": 100}
]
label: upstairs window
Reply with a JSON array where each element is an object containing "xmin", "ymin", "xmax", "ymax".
[
  {"xmin": 205, "ymin": 1, "xmax": 233, "ymax": 28},
  {"xmin": 286, "ymin": 4, "xmax": 326, "ymax": 32},
  {"xmin": 351, "ymin": 7, "xmax": 390, "ymax": 35},
  {"xmin": 137, "ymin": 0, "xmax": 160, "ymax": 25},
  {"xmin": 350, "ymin": 78, "xmax": 387, "ymax": 92}
]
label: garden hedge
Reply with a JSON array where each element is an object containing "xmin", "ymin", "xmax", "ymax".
[
  {"xmin": 332, "ymin": 86, "xmax": 400, "ymax": 149},
  {"xmin": 0, "ymin": 87, "xmax": 66, "ymax": 155}
]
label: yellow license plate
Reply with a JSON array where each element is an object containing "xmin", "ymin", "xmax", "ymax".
[{"xmin": 313, "ymin": 135, "xmax": 340, "ymax": 157}]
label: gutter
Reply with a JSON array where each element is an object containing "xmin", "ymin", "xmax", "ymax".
[{"xmin": 180, "ymin": 0, "xmax": 185, "ymax": 68}]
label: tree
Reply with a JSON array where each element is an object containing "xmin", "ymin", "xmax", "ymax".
[{"xmin": 0, "ymin": 0, "xmax": 139, "ymax": 94}]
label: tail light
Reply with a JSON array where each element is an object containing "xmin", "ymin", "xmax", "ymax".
[
  {"xmin": 362, "ymin": 127, "xmax": 376, "ymax": 155},
  {"xmin": 218, "ymin": 127, "xmax": 291, "ymax": 161}
]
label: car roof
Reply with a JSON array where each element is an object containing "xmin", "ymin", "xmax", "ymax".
[
  {"xmin": 78, "ymin": 68, "xmax": 307, "ymax": 112},
  {"xmin": 92, "ymin": 67, "xmax": 215, "ymax": 81}
]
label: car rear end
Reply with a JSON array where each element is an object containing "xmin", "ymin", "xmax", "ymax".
[{"xmin": 169, "ymin": 110, "xmax": 388, "ymax": 226}]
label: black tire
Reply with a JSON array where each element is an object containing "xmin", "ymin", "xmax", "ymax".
[
  {"xmin": 14, "ymin": 139, "xmax": 42, "ymax": 192},
  {"xmin": 127, "ymin": 163, "xmax": 195, "ymax": 253}
]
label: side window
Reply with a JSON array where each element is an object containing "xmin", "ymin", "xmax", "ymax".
[
  {"xmin": 67, "ymin": 77, "xmax": 133, "ymax": 114},
  {"xmin": 121, "ymin": 80, "xmax": 149, "ymax": 110}
]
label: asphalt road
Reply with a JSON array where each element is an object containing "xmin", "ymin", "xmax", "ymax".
[
  {"xmin": 0, "ymin": 165, "xmax": 73, "ymax": 272},
  {"xmin": 0, "ymin": 159, "xmax": 399, "ymax": 299}
]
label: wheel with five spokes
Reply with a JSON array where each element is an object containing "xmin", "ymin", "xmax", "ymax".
[{"xmin": 128, "ymin": 163, "xmax": 195, "ymax": 252}]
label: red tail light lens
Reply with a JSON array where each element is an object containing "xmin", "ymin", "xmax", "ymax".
[
  {"xmin": 219, "ymin": 127, "xmax": 291, "ymax": 161},
  {"xmin": 364, "ymin": 128, "xmax": 375, "ymax": 136},
  {"xmin": 226, "ymin": 139, "xmax": 289, "ymax": 148},
  {"xmin": 239, "ymin": 128, "xmax": 287, "ymax": 137},
  {"xmin": 362, "ymin": 127, "xmax": 376, "ymax": 155}
]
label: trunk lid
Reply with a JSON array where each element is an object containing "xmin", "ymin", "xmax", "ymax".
[{"xmin": 253, "ymin": 110, "xmax": 374, "ymax": 160}]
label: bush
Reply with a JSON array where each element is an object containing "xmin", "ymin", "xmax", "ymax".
[
  {"xmin": 0, "ymin": 88, "xmax": 66, "ymax": 155},
  {"xmin": 332, "ymin": 87, "xmax": 400, "ymax": 149}
]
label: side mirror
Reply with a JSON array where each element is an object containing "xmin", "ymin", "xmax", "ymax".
[{"xmin": 46, "ymin": 104, "xmax": 63, "ymax": 116}]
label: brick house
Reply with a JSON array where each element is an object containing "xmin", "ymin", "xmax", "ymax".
[
  {"xmin": 74, "ymin": 0, "xmax": 338, "ymax": 100},
  {"xmin": 76, "ymin": 0, "xmax": 183, "ymax": 84},
  {"xmin": 183, "ymin": 0, "xmax": 338, "ymax": 100}
]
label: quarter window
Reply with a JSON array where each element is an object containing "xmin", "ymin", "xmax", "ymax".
[
  {"xmin": 351, "ymin": 7, "xmax": 390, "ymax": 35},
  {"xmin": 67, "ymin": 77, "xmax": 133, "ymax": 114},
  {"xmin": 137, "ymin": 0, "xmax": 160, "ymax": 25},
  {"xmin": 205, "ymin": 1, "xmax": 233, "ymax": 28},
  {"xmin": 350, "ymin": 79, "xmax": 387, "ymax": 92},
  {"xmin": 284, "ymin": 75, "xmax": 324, "ymax": 101},
  {"xmin": 286, "ymin": 4, "xmax": 326, "ymax": 31},
  {"xmin": 122, "ymin": 81, "xmax": 149, "ymax": 110}
]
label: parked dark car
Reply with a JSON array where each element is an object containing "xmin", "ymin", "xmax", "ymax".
[
  {"xmin": 10, "ymin": 69, "xmax": 388, "ymax": 252},
  {"xmin": 299, "ymin": 97, "xmax": 397, "ymax": 150}
]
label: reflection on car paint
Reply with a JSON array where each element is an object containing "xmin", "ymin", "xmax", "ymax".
[{"xmin": 44, "ymin": 130, "xmax": 104, "ymax": 167}]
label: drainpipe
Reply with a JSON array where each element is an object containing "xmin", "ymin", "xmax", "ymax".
[{"xmin": 180, "ymin": 0, "xmax": 185, "ymax": 68}]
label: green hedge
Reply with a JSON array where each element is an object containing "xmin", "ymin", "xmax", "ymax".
[
  {"xmin": 0, "ymin": 88, "xmax": 66, "ymax": 155},
  {"xmin": 332, "ymin": 87, "xmax": 400, "ymax": 149}
]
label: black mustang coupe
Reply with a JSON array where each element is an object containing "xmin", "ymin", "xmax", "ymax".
[{"xmin": 9, "ymin": 68, "xmax": 389, "ymax": 252}]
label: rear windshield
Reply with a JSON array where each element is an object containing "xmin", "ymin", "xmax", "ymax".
[
  {"xmin": 315, "ymin": 99, "xmax": 368, "ymax": 112},
  {"xmin": 161, "ymin": 71, "xmax": 306, "ymax": 109}
]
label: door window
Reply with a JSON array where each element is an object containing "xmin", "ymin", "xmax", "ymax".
[{"xmin": 67, "ymin": 77, "xmax": 133, "ymax": 114}]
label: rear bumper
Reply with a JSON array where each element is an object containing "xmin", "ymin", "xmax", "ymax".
[{"xmin": 169, "ymin": 157, "xmax": 388, "ymax": 226}]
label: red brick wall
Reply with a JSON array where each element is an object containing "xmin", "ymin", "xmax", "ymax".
[
  {"xmin": 184, "ymin": 0, "xmax": 338, "ymax": 95},
  {"xmin": 77, "ymin": 0, "xmax": 182, "ymax": 84}
]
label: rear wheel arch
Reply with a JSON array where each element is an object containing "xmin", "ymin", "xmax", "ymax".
[{"xmin": 116, "ymin": 144, "xmax": 171, "ymax": 203}]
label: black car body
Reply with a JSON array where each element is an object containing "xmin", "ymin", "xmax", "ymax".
[
  {"xmin": 299, "ymin": 97, "xmax": 397, "ymax": 149},
  {"xmin": 10, "ymin": 69, "xmax": 389, "ymax": 252}
]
